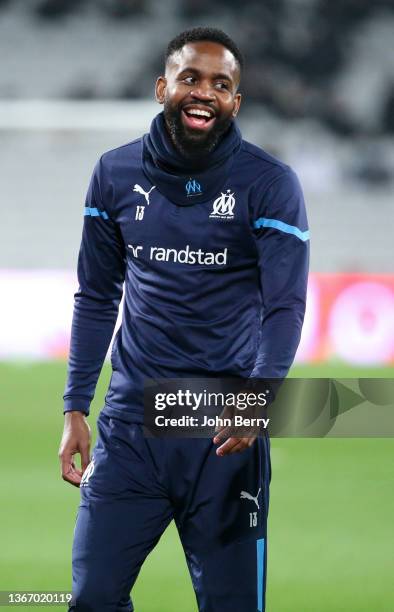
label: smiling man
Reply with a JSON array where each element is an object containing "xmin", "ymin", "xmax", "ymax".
[
  {"xmin": 160, "ymin": 37, "xmax": 241, "ymax": 157},
  {"xmin": 59, "ymin": 27, "xmax": 309, "ymax": 612}
]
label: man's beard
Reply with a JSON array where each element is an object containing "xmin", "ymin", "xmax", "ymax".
[{"xmin": 163, "ymin": 101, "xmax": 233, "ymax": 161}]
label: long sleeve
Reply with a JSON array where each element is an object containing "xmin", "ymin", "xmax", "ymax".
[
  {"xmin": 63, "ymin": 158, "xmax": 126, "ymax": 415},
  {"xmin": 250, "ymin": 169, "xmax": 310, "ymax": 380}
]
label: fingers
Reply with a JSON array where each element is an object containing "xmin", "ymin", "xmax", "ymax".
[
  {"xmin": 213, "ymin": 424, "xmax": 234, "ymax": 443},
  {"xmin": 59, "ymin": 440, "xmax": 90, "ymax": 487},
  {"xmin": 80, "ymin": 445, "xmax": 91, "ymax": 473},
  {"xmin": 60, "ymin": 452, "xmax": 83, "ymax": 488},
  {"xmin": 214, "ymin": 405, "xmax": 234, "ymax": 433},
  {"xmin": 215, "ymin": 437, "xmax": 247, "ymax": 456},
  {"xmin": 214, "ymin": 435, "xmax": 257, "ymax": 457},
  {"xmin": 59, "ymin": 414, "xmax": 91, "ymax": 487}
]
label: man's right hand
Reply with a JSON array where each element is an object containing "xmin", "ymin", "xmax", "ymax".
[{"xmin": 59, "ymin": 411, "xmax": 92, "ymax": 487}]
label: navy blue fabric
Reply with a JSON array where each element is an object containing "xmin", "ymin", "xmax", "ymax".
[
  {"xmin": 142, "ymin": 112, "xmax": 242, "ymax": 205},
  {"xmin": 69, "ymin": 412, "xmax": 270, "ymax": 612},
  {"xmin": 63, "ymin": 116, "xmax": 309, "ymax": 420}
]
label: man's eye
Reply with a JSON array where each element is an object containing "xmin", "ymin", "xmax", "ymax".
[
  {"xmin": 183, "ymin": 76, "xmax": 195, "ymax": 84},
  {"xmin": 216, "ymin": 82, "xmax": 229, "ymax": 90}
]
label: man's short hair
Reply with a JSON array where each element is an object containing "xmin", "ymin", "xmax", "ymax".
[{"xmin": 165, "ymin": 27, "xmax": 244, "ymax": 72}]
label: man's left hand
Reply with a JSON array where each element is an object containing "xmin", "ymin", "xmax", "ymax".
[
  {"xmin": 212, "ymin": 401, "xmax": 261, "ymax": 456},
  {"xmin": 213, "ymin": 433, "xmax": 257, "ymax": 456}
]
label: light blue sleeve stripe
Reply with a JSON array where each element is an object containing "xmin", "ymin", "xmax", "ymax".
[
  {"xmin": 257, "ymin": 538, "xmax": 265, "ymax": 612},
  {"xmin": 254, "ymin": 217, "xmax": 310, "ymax": 242},
  {"xmin": 84, "ymin": 206, "xmax": 109, "ymax": 220}
]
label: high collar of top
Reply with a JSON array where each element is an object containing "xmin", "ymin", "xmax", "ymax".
[{"xmin": 142, "ymin": 112, "xmax": 242, "ymax": 206}]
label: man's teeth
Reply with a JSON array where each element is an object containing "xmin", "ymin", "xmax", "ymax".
[{"xmin": 186, "ymin": 109, "xmax": 212, "ymax": 118}]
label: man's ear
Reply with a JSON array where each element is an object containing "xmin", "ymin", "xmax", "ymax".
[
  {"xmin": 155, "ymin": 76, "xmax": 166, "ymax": 104},
  {"xmin": 232, "ymin": 92, "xmax": 242, "ymax": 118}
]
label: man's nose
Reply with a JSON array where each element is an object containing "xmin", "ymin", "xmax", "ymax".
[{"xmin": 190, "ymin": 82, "xmax": 215, "ymax": 100}]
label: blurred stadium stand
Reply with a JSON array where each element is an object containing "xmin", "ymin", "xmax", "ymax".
[
  {"xmin": 1, "ymin": 0, "xmax": 393, "ymax": 134},
  {"xmin": 0, "ymin": 0, "xmax": 393, "ymax": 272}
]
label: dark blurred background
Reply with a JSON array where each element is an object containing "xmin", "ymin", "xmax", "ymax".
[
  {"xmin": 1, "ymin": 0, "xmax": 394, "ymax": 136},
  {"xmin": 1, "ymin": 0, "xmax": 394, "ymax": 140}
]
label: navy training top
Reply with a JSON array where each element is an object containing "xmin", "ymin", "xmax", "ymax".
[{"xmin": 64, "ymin": 117, "xmax": 309, "ymax": 421}]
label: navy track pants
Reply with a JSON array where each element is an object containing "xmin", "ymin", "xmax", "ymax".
[{"xmin": 69, "ymin": 411, "xmax": 271, "ymax": 611}]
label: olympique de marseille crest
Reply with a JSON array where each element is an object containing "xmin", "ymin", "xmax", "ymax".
[{"xmin": 209, "ymin": 190, "xmax": 236, "ymax": 220}]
